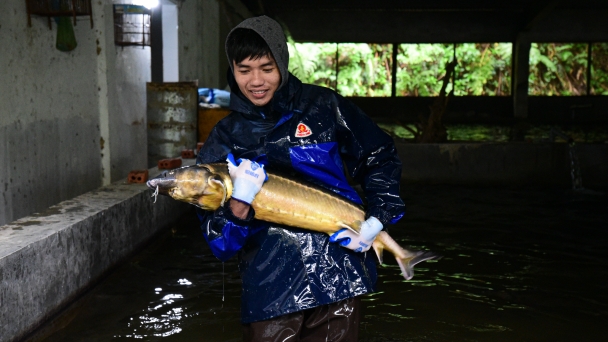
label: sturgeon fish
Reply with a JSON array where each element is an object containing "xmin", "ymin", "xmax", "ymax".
[{"xmin": 147, "ymin": 163, "xmax": 441, "ymax": 280}]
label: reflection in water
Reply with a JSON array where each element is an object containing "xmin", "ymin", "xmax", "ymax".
[
  {"xmin": 126, "ymin": 294, "xmax": 184, "ymax": 338},
  {"xmin": 569, "ymin": 143, "xmax": 584, "ymax": 190},
  {"xmin": 33, "ymin": 185, "xmax": 607, "ymax": 342}
]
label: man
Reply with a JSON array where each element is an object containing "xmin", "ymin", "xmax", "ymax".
[{"xmin": 196, "ymin": 15, "xmax": 405, "ymax": 341}]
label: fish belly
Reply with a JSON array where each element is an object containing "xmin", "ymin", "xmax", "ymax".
[
  {"xmin": 213, "ymin": 166, "xmax": 402, "ymax": 262},
  {"xmin": 250, "ymin": 174, "xmax": 365, "ymax": 235}
]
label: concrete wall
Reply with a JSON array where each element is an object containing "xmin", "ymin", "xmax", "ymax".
[
  {"xmin": 101, "ymin": 0, "xmax": 151, "ymax": 184},
  {"xmin": 178, "ymin": 0, "xmax": 221, "ymax": 88},
  {"xmin": 0, "ymin": 0, "xmax": 152, "ymax": 226},
  {"xmin": 396, "ymin": 142, "xmax": 608, "ymax": 188},
  {"xmin": 0, "ymin": 163, "xmax": 192, "ymax": 342},
  {"xmin": 351, "ymin": 96, "xmax": 608, "ymax": 125},
  {"xmin": 176, "ymin": 0, "xmax": 253, "ymax": 89},
  {"xmin": 0, "ymin": 0, "xmax": 223, "ymax": 226},
  {"xmin": 0, "ymin": 1, "xmax": 102, "ymax": 226}
]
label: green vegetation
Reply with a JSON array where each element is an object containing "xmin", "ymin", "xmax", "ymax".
[
  {"xmin": 591, "ymin": 43, "xmax": 608, "ymax": 95},
  {"xmin": 529, "ymin": 43, "xmax": 588, "ymax": 96},
  {"xmin": 395, "ymin": 44, "xmax": 451, "ymax": 96},
  {"xmin": 396, "ymin": 43, "xmax": 511, "ymax": 96},
  {"xmin": 287, "ymin": 43, "xmax": 393, "ymax": 96},
  {"xmin": 289, "ymin": 42, "xmax": 512, "ymax": 97},
  {"xmin": 287, "ymin": 41, "xmax": 608, "ymax": 143},
  {"xmin": 337, "ymin": 44, "xmax": 393, "ymax": 97},
  {"xmin": 289, "ymin": 41, "xmax": 607, "ymax": 97},
  {"xmin": 287, "ymin": 42, "xmax": 338, "ymax": 89}
]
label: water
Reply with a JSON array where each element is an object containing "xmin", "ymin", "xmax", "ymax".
[
  {"xmin": 30, "ymin": 185, "xmax": 607, "ymax": 342},
  {"xmin": 569, "ymin": 143, "xmax": 583, "ymax": 190}
]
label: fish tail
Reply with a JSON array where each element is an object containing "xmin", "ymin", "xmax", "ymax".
[{"xmin": 396, "ymin": 251, "xmax": 442, "ymax": 281}]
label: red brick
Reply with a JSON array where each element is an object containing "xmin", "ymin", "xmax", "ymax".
[
  {"xmin": 158, "ymin": 158, "xmax": 182, "ymax": 169},
  {"xmin": 181, "ymin": 149, "xmax": 195, "ymax": 159},
  {"xmin": 128, "ymin": 170, "xmax": 149, "ymax": 184}
]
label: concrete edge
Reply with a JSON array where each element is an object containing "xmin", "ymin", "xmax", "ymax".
[
  {"xmin": 395, "ymin": 142, "xmax": 608, "ymax": 187},
  {"xmin": 0, "ymin": 159, "xmax": 197, "ymax": 342}
]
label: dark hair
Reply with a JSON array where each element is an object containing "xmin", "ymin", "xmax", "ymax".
[{"xmin": 226, "ymin": 28, "xmax": 273, "ymax": 64}]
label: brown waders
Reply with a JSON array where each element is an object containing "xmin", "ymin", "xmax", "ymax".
[{"xmin": 242, "ymin": 297, "xmax": 361, "ymax": 342}]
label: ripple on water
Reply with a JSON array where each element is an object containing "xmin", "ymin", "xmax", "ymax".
[{"xmin": 32, "ymin": 186, "xmax": 608, "ymax": 342}]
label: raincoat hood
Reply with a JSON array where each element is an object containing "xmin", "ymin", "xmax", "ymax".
[{"xmin": 225, "ymin": 15, "xmax": 290, "ymax": 90}]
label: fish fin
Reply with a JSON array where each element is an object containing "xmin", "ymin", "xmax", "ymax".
[
  {"xmin": 338, "ymin": 221, "xmax": 359, "ymax": 234},
  {"xmin": 396, "ymin": 251, "xmax": 443, "ymax": 281},
  {"xmin": 199, "ymin": 178, "xmax": 226, "ymax": 210},
  {"xmin": 372, "ymin": 241, "xmax": 384, "ymax": 264},
  {"xmin": 214, "ymin": 178, "xmax": 228, "ymax": 206}
]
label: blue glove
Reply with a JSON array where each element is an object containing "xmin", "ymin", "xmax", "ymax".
[
  {"xmin": 329, "ymin": 216, "xmax": 383, "ymax": 252},
  {"xmin": 226, "ymin": 153, "xmax": 268, "ymax": 205}
]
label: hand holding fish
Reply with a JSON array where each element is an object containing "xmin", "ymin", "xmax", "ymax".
[
  {"xmin": 146, "ymin": 163, "xmax": 442, "ymax": 280},
  {"xmin": 226, "ymin": 154, "xmax": 268, "ymax": 205},
  {"xmin": 330, "ymin": 216, "xmax": 383, "ymax": 252}
]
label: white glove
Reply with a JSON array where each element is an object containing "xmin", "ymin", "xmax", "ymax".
[
  {"xmin": 226, "ymin": 153, "xmax": 267, "ymax": 205},
  {"xmin": 329, "ymin": 216, "xmax": 383, "ymax": 252}
]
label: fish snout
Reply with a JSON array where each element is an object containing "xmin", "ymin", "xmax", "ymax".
[{"xmin": 146, "ymin": 171, "xmax": 177, "ymax": 195}]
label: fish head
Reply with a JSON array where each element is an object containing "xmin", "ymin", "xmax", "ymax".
[{"xmin": 146, "ymin": 163, "xmax": 232, "ymax": 210}]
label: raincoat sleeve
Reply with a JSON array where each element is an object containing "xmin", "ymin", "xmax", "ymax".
[
  {"xmin": 195, "ymin": 126, "xmax": 265, "ymax": 261},
  {"xmin": 333, "ymin": 95, "xmax": 406, "ymax": 226},
  {"xmin": 196, "ymin": 204, "xmax": 265, "ymax": 261}
]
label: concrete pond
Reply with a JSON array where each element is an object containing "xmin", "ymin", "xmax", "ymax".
[{"xmin": 1, "ymin": 142, "xmax": 606, "ymax": 342}]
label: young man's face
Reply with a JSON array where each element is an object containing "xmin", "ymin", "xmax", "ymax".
[{"xmin": 233, "ymin": 54, "xmax": 281, "ymax": 107}]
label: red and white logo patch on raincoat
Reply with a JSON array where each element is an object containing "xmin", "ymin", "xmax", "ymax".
[{"xmin": 295, "ymin": 123, "xmax": 312, "ymax": 138}]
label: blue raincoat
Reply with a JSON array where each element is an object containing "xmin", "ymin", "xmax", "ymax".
[
  {"xmin": 196, "ymin": 70, "xmax": 405, "ymax": 323},
  {"xmin": 197, "ymin": 15, "xmax": 404, "ymax": 324}
]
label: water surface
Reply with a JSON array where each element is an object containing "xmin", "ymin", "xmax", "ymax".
[{"xmin": 32, "ymin": 185, "xmax": 607, "ymax": 341}]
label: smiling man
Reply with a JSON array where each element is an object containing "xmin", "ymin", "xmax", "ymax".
[
  {"xmin": 233, "ymin": 54, "xmax": 281, "ymax": 106},
  {"xmin": 196, "ymin": 16, "xmax": 406, "ymax": 341}
]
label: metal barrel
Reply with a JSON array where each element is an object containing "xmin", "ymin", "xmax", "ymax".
[{"xmin": 146, "ymin": 82, "xmax": 198, "ymax": 167}]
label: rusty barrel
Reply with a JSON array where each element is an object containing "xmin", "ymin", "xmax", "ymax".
[
  {"xmin": 198, "ymin": 107, "xmax": 231, "ymax": 143},
  {"xmin": 146, "ymin": 82, "xmax": 198, "ymax": 167}
]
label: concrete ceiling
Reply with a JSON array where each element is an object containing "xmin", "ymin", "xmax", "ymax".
[{"xmin": 237, "ymin": 0, "xmax": 608, "ymax": 43}]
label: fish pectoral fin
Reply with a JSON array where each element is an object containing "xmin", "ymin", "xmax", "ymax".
[
  {"xmin": 208, "ymin": 178, "xmax": 228, "ymax": 206},
  {"xmin": 197, "ymin": 178, "xmax": 226, "ymax": 210},
  {"xmin": 372, "ymin": 240, "xmax": 384, "ymax": 264}
]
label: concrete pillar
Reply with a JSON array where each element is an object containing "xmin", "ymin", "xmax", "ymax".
[
  {"xmin": 97, "ymin": 1, "xmax": 151, "ymax": 183},
  {"xmin": 95, "ymin": 2, "xmax": 112, "ymax": 186},
  {"xmin": 201, "ymin": 0, "xmax": 221, "ymax": 87},
  {"xmin": 162, "ymin": 3, "xmax": 179, "ymax": 82},
  {"xmin": 513, "ymin": 33, "xmax": 531, "ymax": 120},
  {"xmin": 151, "ymin": 5, "xmax": 164, "ymax": 83},
  {"xmin": 511, "ymin": 33, "xmax": 531, "ymax": 141},
  {"xmin": 178, "ymin": 0, "xmax": 221, "ymax": 87}
]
